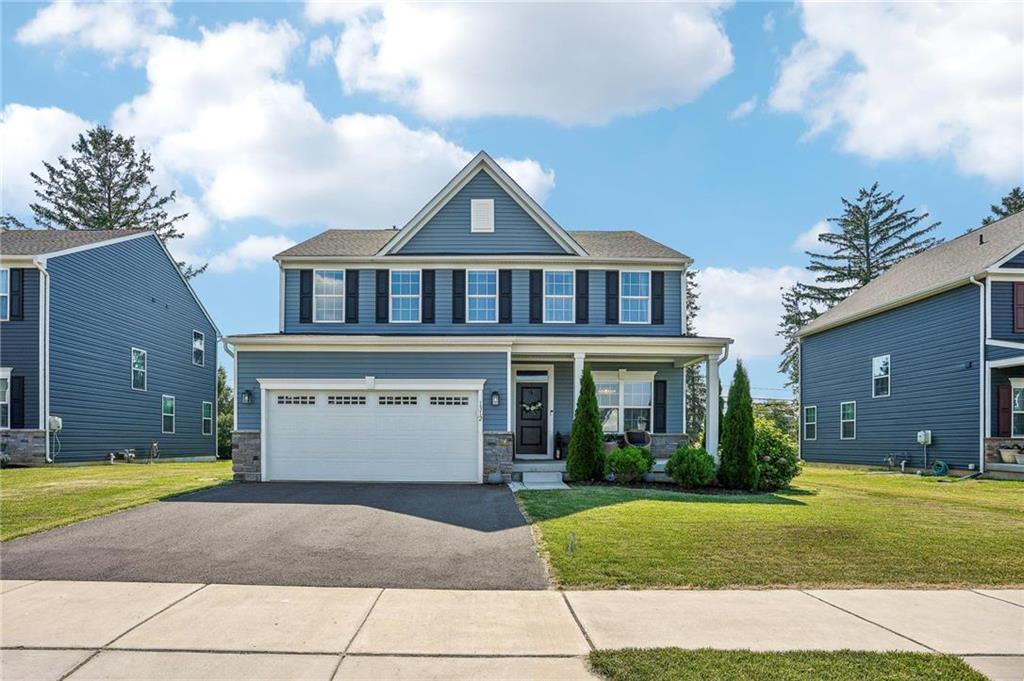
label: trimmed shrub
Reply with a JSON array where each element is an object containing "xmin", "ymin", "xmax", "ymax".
[
  {"xmin": 566, "ymin": 366, "xmax": 605, "ymax": 482},
  {"xmin": 719, "ymin": 360, "xmax": 759, "ymax": 491},
  {"xmin": 665, "ymin": 446, "xmax": 716, "ymax": 488},
  {"xmin": 754, "ymin": 416, "xmax": 800, "ymax": 491},
  {"xmin": 604, "ymin": 447, "xmax": 652, "ymax": 484}
]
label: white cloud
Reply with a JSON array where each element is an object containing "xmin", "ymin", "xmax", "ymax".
[
  {"xmin": 791, "ymin": 220, "xmax": 832, "ymax": 252},
  {"xmin": 307, "ymin": 35, "xmax": 334, "ymax": 67},
  {"xmin": 16, "ymin": 0, "xmax": 174, "ymax": 59},
  {"xmin": 770, "ymin": 1, "xmax": 1023, "ymax": 183},
  {"xmin": 696, "ymin": 266, "xmax": 809, "ymax": 359},
  {"xmin": 762, "ymin": 12, "xmax": 776, "ymax": 33},
  {"xmin": 728, "ymin": 96, "xmax": 758, "ymax": 120},
  {"xmin": 112, "ymin": 20, "xmax": 555, "ymax": 229},
  {"xmin": 208, "ymin": 234, "xmax": 296, "ymax": 273},
  {"xmin": 310, "ymin": 2, "xmax": 734, "ymax": 125}
]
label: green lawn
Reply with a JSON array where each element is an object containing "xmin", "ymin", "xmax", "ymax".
[
  {"xmin": 588, "ymin": 649, "xmax": 985, "ymax": 681},
  {"xmin": 517, "ymin": 464, "xmax": 1024, "ymax": 589},
  {"xmin": 0, "ymin": 461, "xmax": 232, "ymax": 541}
]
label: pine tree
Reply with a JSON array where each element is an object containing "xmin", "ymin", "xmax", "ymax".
[
  {"xmin": 216, "ymin": 366, "xmax": 234, "ymax": 460},
  {"xmin": 566, "ymin": 366, "xmax": 605, "ymax": 482},
  {"xmin": 981, "ymin": 187, "xmax": 1024, "ymax": 226},
  {"xmin": 684, "ymin": 268, "xmax": 707, "ymax": 440},
  {"xmin": 718, "ymin": 360, "xmax": 758, "ymax": 490},
  {"xmin": 776, "ymin": 285, "xmax": 822, "ymax": 388}
]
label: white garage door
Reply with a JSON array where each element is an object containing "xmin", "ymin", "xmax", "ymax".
[{"xmin": 265, "ymin": 389, "xmax": 481, "ymax": 482}]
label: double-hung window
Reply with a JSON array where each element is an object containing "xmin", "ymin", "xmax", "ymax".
[
  {"xmin": 596, "ymin": 372, "xmax": 654, "ymax": 433},
  {"xmin": 0, "ymin": 268, "xmax": 8, "ymax": 321},
  {"xmin": 803, "ymin": 405, "xmax": 817, "ymax": 440},
  {"xmin": 131, "ymin": 348, "xmax": 147, "ymax": 391},
  {"xmin": 544, "ymin": 271, "xmax": 574, "ymax": 323},
  {"xmin": 1012, "ymin": 382, "xmax": 1024, "ymax": 438},
  {"xmin": 872, "ymin": 355, "xmax": 890, "ymax": 398},
  {"xmin": 390, "ymin": 270, "xmax": 421, "ymax": 323},
  {"xmin": 161, "ymin": 395, "xmax": 175, "ymax": 434},
  {"xmin": 620, "ymin": 271, "xmax": 650, "ymax": 323},
  {"xmin": 840, "ymin": 401, "xmax": 856, "ymax": 440},
  {"xmin": 0, "ymin": 368, "xmax": 10, "ymax": 429},
  {"xmin": 466, "ymin": 270, "xmax": 497, "ymax": 323},
  {"xmin": 202, "ymin": 401, "xmax": 213, "ymax": 436},
  {"xmin": 313, "ymin": 270, "xmax": 345, "ymax": 323},
  {"xmin": 192, "ymin": 331, "xmax": 205, "ymax": 367}
]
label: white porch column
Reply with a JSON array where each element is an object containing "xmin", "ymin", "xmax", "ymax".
[
  {"xmin": 705, "ymin": 354, "xmax": 720, "ymax": 464},
  {"xmin": 572, "ymin": 352, "xmax": 586, "ymax": 414}
]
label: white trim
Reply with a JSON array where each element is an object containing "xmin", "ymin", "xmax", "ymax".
[
  {"xmin": 161, "ymin": 394, "xmax": 175, "ymax": 434},
  {"xmin": 988, "ymin": 339, "xmax": 1024, "ymax": 350},
  {"xmin": 192, "ymin": 329, "xmax": 206, "ymax": 367},
  {"xmin": 0, "ymin": 268, "xmax": 9, "ymax": 322},
  {"xmin": 312, "ymin": 268, "xmax": 346, "ymax": 324},
  {"xmin": 0, "ymin": 367, "xmax": 11, "ymax": 430},
  {"xmin": 512, "ymin": 363, "xmax": 555, "ymax": 457},
  {"xmin": 803, "ymin": 404, "xmax": 817, "ymax": 441},
  {"xmin": 542, "ymin": 269, "xmax": 575, "ymax": 324},
  {"xmin": 973, "ymin": 277, "xmax": 986, "ymax": 472},
  {"xmin": 278, "ymin": 267, "xmax": 285, "ymax": 333},
  {"xmin": 202, "ymin": 400, "xmax": 214, "ymax": 436},
  {"xmin": 840, "ymin": 400, "xmax": 856, "ymax": 440},
  {"xmin": 37, "ymin": 264, "xmax": 45, "ymax": 429},
  {"xmin": 986, "ymin": 275, "xmax": 993, "ymax": 339},
  {"xmin": 470, "ymin": 198, "xmax": 495, "ymax": 233},
  {"xmin": 871, "ymin": 354, "xmax": 890, "ymax": 398},
  {"xmin": 619, "ymin": 269, "xmax": 652, "ymax": 325},
  {"xmin": 506, "ymin": 350, "xmax": 513, "ymax": 432},
  {"xmin": 989, "ymin": 356, "xmax": 1024, "ymax": 369},
  {"xmin": 131, "ymin": 347, "xmax": 148, "ymax": 392},
  {"xmin": 466, "ymin": 268, "xmax": 499, "ymax": 323},
  {"xmin": 991, "ymin": 241, "xmax": 1024, "ymax": 269},
  {"xmin": 279, "ymin": 257, "xmax": 690, "ymax": 268},
  {"xmin": 257, "ymin": 377, "xmax": 486, "ymax": 392},
  {"xmin": 680, "ymin": 266, "xmax": 687, "ymax": 336},
  {"xmin": 388, "ymin": 268, "xmax": 421, "ymax": 324}
]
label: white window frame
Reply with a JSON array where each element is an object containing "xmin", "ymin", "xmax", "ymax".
[
  {"xmin": 466, "ymin": 269, "xmax": 498, "ymax": 324},
  {"xmin": 312, "ymin": 269, "xmax": 345, "ymax": 324},
  {"xmin": 0, "ymin": 367, "xmax": 11, "ymax": 430},
  {"xmin": 0, "ymin": 268, "xmax": 9, "ymax": 322},
  {"xmin": 543, "ymin": 270, "xmax": 575, "ymax": 324},
  {"xmin": 1011, "ymin": 378, "xmax": 1024, "ymax": 439},
  {"xmin": 131, "ymin": 348, "xmax": 147, "ymax": 392},
  {"xmin": 594, "ymin": 370, "xmax": 656, "ymax": 434},
  {"xmin": 803, "ymin": 405, "xmax": 817, "ymax": 441},
  {"xmin": 161, "ymin": 394, "xmax": 175, "ymax": 435},
  {"xmin": 840, "ymin": 401, "xmax": 856, "ymax": 440},
  {"xmin": 192, "ymin": 330, "xmax": 205, "ymax": 367},
  {"xmin": 872, "ymin": 354, "xmax": 890, "ymax": 398},
  {"xmin": 389, "ymin": 268, "xmax": 421, "ymax": 323},
  {"xmin": 202, "ymin": 401, "xmax": 213, "ymax": 436},
  {"xmin": 470, "ymin": 198, "xmax": 495, "ymax": 233},
  {"xmin": 619, "ymin": 270, "xmax": 651, "ymax": 324}
]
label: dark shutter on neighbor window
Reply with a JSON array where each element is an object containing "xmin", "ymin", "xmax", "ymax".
[
  {"xmin": 9, "ymin": 269, "xmax": 23, "ymax": 321},
  {"xmin": 451, "ymin": 270, "xmax": 466, "ymax": 324},
  {"xmin": 498, "ymin": 270, "xmax": 512, "ymax": 323},
  {"xmin": 997, "ymin": 383, "xmax": 1012, "ymax": 437},
  {"xmin": 345, "ymin": 270, "xmax": 359, "ymax": 323},
  {"xmin": 1014, "ymin": 282, "xmax": 1024, "ymax": 333},
  {"xmin": 529, "ymin": 270, "xmax": 543, "ymax": 323},
  {"xmin": 605, "ymin": 271, "xmax": 619, "ymax": 324},
  {"xmin": 10, "ymin": 375, "xmax": 24, "ymax": 430},
  {"xmin": 299, "ymin": 270, "xmax": 313, "ymax": 323},
  {"xmin": 651, "ymin": 271, "xmax": 665, "ymax": 325},
  {"xmin": 653, "ymin": 379, "xmax": 667, "ymax": 433},
  {"xmin": 375, "ymin": 270, "xmax": 389, "ymax": 323},
  {"xmin": 421, "ymin": 269, "xmax": 435, "ymax": 324},
  {"xmin": 575, "ymin": 270, "xmax": 589, "ymax": 324}
]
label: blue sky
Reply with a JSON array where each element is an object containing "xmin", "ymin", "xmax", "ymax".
[{"xmin": 3, "ymin": 2, "xmax": 1021, "ymax": 395}]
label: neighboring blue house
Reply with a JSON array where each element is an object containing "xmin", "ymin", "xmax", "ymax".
[
  {"xmin": 798, "ymin": 212, "xmax": 1024, "ymax": 474},
  {"xmin": 225, "ymin": 152, "xmax": 731, "ymax": 483},
  {"xmin": 0, "ymin": 230, "xmax": 219, "ymax": 464}
]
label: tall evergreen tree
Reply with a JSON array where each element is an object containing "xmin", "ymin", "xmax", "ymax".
[
  {"xmin": 566, "ymin": 366, "xmax": 605, "ymax": 482},
  {"xmin": 718, "ymin": 360, "xmax": 758, "ymax": 490},
  {"xmin": 684, "ymin": 268, "xmax": 707, "ymax": 440},
  {"xmin": 776, "ymin": 285, "xmax": 822, "ymax": 388},
  {"xmin": 981, "ymin": 187, "xmax": 1024, "ymax": 226}
]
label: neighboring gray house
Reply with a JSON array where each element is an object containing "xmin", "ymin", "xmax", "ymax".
[
  {"xmin": 0, "ymin": 230, "xmax": 219, "ymax": 463},
  {"xmin": 798, "ymin": 213, "xmax": 1024, "ymax": 474},
  {"xmin": 225, "ymin": 152, "xmax": 731, "ymax": 483}
]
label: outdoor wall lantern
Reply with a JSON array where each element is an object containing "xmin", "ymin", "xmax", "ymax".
[
  {"xmin": 241, "ymin": 389, "xmax": 254, "ymax": 405},
  {"xmin": 491, "ymin": 391, "xmax": 501, "ymax": 407}
]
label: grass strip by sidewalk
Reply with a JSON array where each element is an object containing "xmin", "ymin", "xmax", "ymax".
[
  {"xmin": 588, "ymin": 649, "xmax": 986, "ymax": 681},
  {"xmin": 0, "ymin": 461, "xmax": 232, "ymax": 541}
]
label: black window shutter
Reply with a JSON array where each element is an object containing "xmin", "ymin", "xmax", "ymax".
[
  {"xmin": 575, "ymin": 270, "xmax": 589, "ymax": 324},
  {"xmin": 10, "ymin": 375, "xmax": 24, "ymax": 429},
  {"xmin": 9, "ymin": 269, "xmax": 23, "ymax": 321},
  {"xmin": 651, "ymin": 271, "xmax": 665, "ymax": 325},
  {"xmin": 345, "ymin": 270, "xmax": 359, "ymax": 323},
  {"xmin": 529, "ymin": 270, "xmax": 543, "ymax": 323},
  {"xmin": 1014, "ymin": 282, "xmax": 1024, "ymax": 333},
  {"xmin": 998, "ymin": 383, "xmax": 1012, "ymax": 437},
  {"xmin": 499, "ymin": 270, "xmax": 512, "ymax": 323},
  {"xmin": 605, "ymin": 270, "xmax": 619, "ymax": 324},
  {"xmin": 452, "ymin": 270, "xmax": 466, "ymax": 324},
  {"xmin": 375, "ymin": 270, "xmax": 389, "ymax": 323},
  {"xmin": 653, "ymin": 379, "xmax": 667, "ymax": 433},
  {"xmin": 299, "ymin": 270, "xmax": 313, "ymax": 323},
  {"xmin": 422, "ymin": 270, "xmax": 435, "ymax": 324}
]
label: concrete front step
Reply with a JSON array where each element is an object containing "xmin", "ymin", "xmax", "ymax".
[{"xmin": 522, "ymin": 471, "xmax": 564, "ymax": 485}]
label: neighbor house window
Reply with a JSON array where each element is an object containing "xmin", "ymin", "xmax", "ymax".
[
  {"xmin": 192, "ymin": 330, "xmax": 205, "ymax": 367},
  {"xmin": 872, "ymin": 355, "xmax": 890, "ymax": 398},
  {"xmin": 161, "ymin": 395, "xmax": 175, "ymax": 434},
  {"xmin": 470, "ymin": 199, "xmax": 494, "ymax": 233},
  {"xmin": 202, "ymin": 401, "xmax": 213, "ymax": 436},
  {"xmin": 390, "ymin": 270, "xmax": 421, "ymax": 322},
  {"xmin": 0, "ymin": 269, "xmax": 8, "ymax": 321},
  {"xmin": 596, "ymin": 372, "xmax": 654, "ymax": 433},
  {"xmin": 466, "ymin": 270, "xmax": 497, "ymax": 323},
  {"xmin": 620, "ymin": 271, "xmax": 650, "ymax": 323},
  {"xmin": 313, "ymin": 270, "xmax": 345, "ymax": 323},
  {"xmin": 131, "ymin": 348, "xmax": 147, "ymax": 391},
  {"xmin": 803, "ymin": 405, "xmax": 817, "ymax": 440},
  {"xmin": 0, "ymin": 368, "xmax": 10, "ymax": 429},
  {"xmin": 544, "ymin": 271, "xmax": 574, "ymax": 323},
  {"xmin": 1013, "ymin": 384, "xmax": 1024, "ymax": 438},
  {"xmin": 840, "ymin": 401, "xmax": 856, "ymax": 440}
]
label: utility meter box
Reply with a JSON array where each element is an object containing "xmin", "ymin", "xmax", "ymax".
[
  {"xmin": 916, "ymin": 430, "xmax": 932, "ymax": 446},
  {"xmin": 48, "ymin": 415, "xmax": 63, "ymax": 432}
]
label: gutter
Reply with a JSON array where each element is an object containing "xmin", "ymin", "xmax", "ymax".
[
  {"xmin": 34, "ymin": 258, "xmax": 52, "ymax": 463},
  {"xmin": 970, "ymin": 276, "xmax": 986, "ymax": 474}
]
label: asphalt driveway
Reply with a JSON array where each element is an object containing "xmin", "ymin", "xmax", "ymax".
[{"xmin": 0, "ymin": 483, "xmax": 549, "ymax": 590}]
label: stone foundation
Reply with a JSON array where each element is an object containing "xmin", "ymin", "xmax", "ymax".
[
  {"xmin": 650, "ymin": 433, "xmax": 691, "ymax": 458},
  {"xmin": 0, "ymin": 429, "xmax": 48, "ymax": 466},
  {"xmin": 483, "ymin": 432, "xmax": 514, "ymax": 482},
  {"xmin": 231, "ymin": 430, "xmax": 261, "ymax": 482},
  {"xmin": 986, "ymin": 437, "xmax": 1024, "ymax": 464}
]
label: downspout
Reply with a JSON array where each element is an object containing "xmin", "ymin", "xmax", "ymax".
[
  {"xmin": 34, "ymin": 259, "xmax": 52, "ymax": 463},
  {"xmin": 223, "ymin": 340, "xmax": 238, "ymax": 433},
  {"xmin": 970, "ymin": 277, "xmax": 985, "ymax": 474}
]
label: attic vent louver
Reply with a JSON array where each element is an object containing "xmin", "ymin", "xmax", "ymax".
[{"xmin": 471, "ymin": 199, "xmax": 494, "ymax": 233}]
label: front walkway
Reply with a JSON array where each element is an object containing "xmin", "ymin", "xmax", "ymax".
[{"xmin": 1, "ymin": 581, "xmax": 1021, "ymax": 680}]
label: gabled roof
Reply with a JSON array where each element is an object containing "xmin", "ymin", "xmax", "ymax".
[
  {"xmin": 0, "ymin": 228, "xmax": 149, "ymax": 255},
  {"xmin": 570, "ymin": 230, "xmax": 685, "ymax": 259},
  {"xmin": 799, "ymin": 211, "xmax": 1024, "ymax": 337},
  {"xmin": 276, "ymin": 229, "xmax": 396, "ymax": 258}
]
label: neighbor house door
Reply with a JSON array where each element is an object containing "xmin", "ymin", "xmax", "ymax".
[{"xmin": 516, "ymin": 383, "xmax": 548, "ymax": 455}]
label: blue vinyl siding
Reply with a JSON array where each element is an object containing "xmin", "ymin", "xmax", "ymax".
[
  {"xmin": 396, "ymin": 171, "xmax": 569, "ymax": 255},
  {"xmin": 0, "ymin": 268, "xmax": 40, "ymax": 429},
  {"xmin": 284, "ymin": 268, "xmax": 683, "ymax": 336},
  {"xmin": 987, "ymin": 344, "xmax": 1024, "ymax": 362},
  {"xmin": 801, "ymin": 285, "xmax": 981, "ymax": 469},
  {"xmin": 990, "ymin": 281, "xmax": 1023, "ymax": 342},
  {"xmin": 47, "ymin": 235, "xmax": 216, "ymax": 461},
  {"xmin": 236, "ymin": 351, "xmax": 507, "ymax": 432},
  {"xmin": 1000, "ymin": 250, "xmax": 1024, "ymax": 268}
]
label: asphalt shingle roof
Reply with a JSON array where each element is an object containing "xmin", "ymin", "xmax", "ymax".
[{"xmin": 0, "ymin": 229, "xmax": 150, "ymax": 256}]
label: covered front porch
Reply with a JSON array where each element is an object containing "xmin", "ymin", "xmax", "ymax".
[{"xmin": 986, "ymin": 355, "xmax": 1024, "ymax": 475}]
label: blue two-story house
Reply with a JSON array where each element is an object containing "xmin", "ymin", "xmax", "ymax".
[
  {"xmin": 225, "ymin": 152, "xmax": 731, "ymax": 483},
  {"xmin": 0, "ymin": 230, "xmax": 219, "ymax": 464},
  {"xmin": 798, "ymin": 212, "xmax": 1024, "ymax": 475}
]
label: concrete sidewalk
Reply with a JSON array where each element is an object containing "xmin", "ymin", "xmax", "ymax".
[{"xmin": 1, "ymin": 580, "xmax": 1021, "ymax": 680}]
